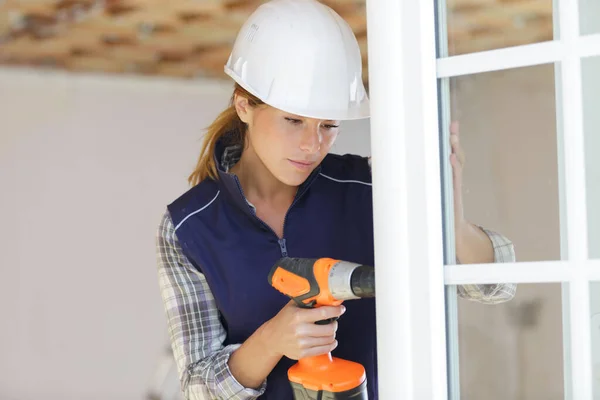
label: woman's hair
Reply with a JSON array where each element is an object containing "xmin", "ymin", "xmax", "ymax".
[{"xmin": 188, "ymin": 83, "xmax": 264, "ymax": 186}]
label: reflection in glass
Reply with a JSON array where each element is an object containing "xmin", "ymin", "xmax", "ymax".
[
  {"xmin": 444, "ymin": 0, "xmax": 554, "ymax": 56},
  {"xmin": 458, "ymin": 284, "xmax": 564, "ymax": 399}
]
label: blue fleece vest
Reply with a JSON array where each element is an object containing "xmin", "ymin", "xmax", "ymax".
[{"xmin": 168, "ymin": 143, "xmax": 378, "ymax": 399}]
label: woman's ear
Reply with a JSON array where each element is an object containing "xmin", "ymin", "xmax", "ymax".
[{"xmin": 233, "ymin": 94, "xmax": 253, "ymax": 125}]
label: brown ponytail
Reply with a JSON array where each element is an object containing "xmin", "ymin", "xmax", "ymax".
[{"xmin": 187, "ymin": 84, "xmax": 264, "ymax": 186}]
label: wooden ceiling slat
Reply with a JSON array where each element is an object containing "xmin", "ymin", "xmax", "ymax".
[
  {"xmin": 1, "ymin": 36, "xmax": 41, "ymax": 58},
  {"xmin": 0, "ymin": 13, "xmax": 14, "ymax": 36},
  {"xmin": 223, "ymin": 0, "xmax": 267, "ymax": 13},
  {"xmin": 137, "ymin": 32, "xmax": 197, "ymax": 55},
  {"xmin": 155, "ymin": 53, "xmax": 215, "ymax": 78},
  {"xmin": 103, "ymin": 45, "xmax": 158, "ymax": 64},
  {"xmin": 108, "ymin": 9, "xmax": 181, "ymax": 29},
  {"xmin": 65, "ymin": 55, "xmax": 127, "ymax": 72},
  {"xmin": 2, "ymin": 1, "xmax": 58, "ymax": 18},
  {"xmin": 1, "ymin": 35, "xmax": 70, "ymax": 61},
  {"xmin": 154, "ymin": 62, "xmax": 197, "ymax": 78},
  {"xmin": 178, "ymin": 23, "xmax": 237, "ymax": 45},
  {"xmin": 321, "ymin": 0, "xmax": 362, "ymax": 15},
  {"xmin": 198, "ymin": 46, "xmax": 233, "ymax": 70},
  {"xmin": 343, "ymin": 13, "xmax": 367, "ymax": 35}
]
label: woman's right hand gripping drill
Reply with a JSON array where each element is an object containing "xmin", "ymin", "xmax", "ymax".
[
  {"xmin": 263, "ymin": 300, "xmax": 346, "ymax": 360},
  {"xmin": 227, "ymin": 300, "xmax": 346, "ymax": 389}
]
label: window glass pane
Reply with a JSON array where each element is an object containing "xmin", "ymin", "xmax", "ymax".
[
  {"xmin": 580, "ymin": 0, "xmax": 600, "ymax": 35},
  {"xmin": 458, "ymin": 283, "xmax": 565, "ymax": 399},
  {"xmin": 444, "ymin": 0, "xmax": 554, "ymax": 56},
  {"xmin": 583, "ymin": 56, "xmax": 600, "ymax": 259},
  {"xmin": 447, "ymin": 64, "xmax": 561, "ymax": 263}
]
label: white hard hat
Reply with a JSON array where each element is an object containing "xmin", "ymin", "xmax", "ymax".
[{"xmin": 224, "ymin": 0, "xmax": 370, "ymax": 121}]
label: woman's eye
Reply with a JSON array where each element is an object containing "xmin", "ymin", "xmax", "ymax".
[
  {"xmin": 322, "ymin": 124, "xmax": 340, "ymax": 130},
  {"xmin": 285, "ymin": 117, "xmax": 302, "ymax": 125}
]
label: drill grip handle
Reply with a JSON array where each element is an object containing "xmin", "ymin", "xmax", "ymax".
[{"xmin": 268, "ymin": 257, "xmax": 322, "ymax": 307}]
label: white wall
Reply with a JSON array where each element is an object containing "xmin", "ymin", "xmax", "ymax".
[
  {"xmin": 0, "ymin": 68, "xmax": 229, "ymax": 400},
  {"xmin": 0, "ymin": 67, "xmax": 370, "ymax": 400}
]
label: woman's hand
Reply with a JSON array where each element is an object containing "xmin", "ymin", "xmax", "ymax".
[
  {"xmin": 450, "ymin": 121, "xmax": 495, "ymax": 263},
  {"xmin": 260, "ymin": 300, "xmax": 345, "ymax": 360},
  {"xmin": 450, "ymin": 121, "xmax": 467, "ymax": 235}
]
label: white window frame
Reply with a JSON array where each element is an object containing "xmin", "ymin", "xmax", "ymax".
[{"xmin": 366, "ymin": 0, "xmax": 600, "ymax": 398}]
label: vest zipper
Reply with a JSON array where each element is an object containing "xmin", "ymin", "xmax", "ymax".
[
  {"xmin": 278, "ymin": 238, "xmax": 288, "ymax": 257},
  {"xmin": 232, "ymin": 171, "xmax": 320, "ymax": 257}
]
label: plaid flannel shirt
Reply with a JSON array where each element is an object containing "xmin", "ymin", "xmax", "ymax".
[{"xmin": 156, "ymin": 146, "xmax": 517, "ymax": 400}]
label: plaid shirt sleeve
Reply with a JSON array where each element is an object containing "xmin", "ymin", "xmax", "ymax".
[
  {"xmin": 156, "ymin": 210, "xmax": 267, "ymax": 400},
  {"xmin": 456, "ymin": 228, "xmax": 517, "ymax": 304}
]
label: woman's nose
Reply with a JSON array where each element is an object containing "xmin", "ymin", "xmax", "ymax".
[{"xmin": 299, "ymin": 125, "xmax": 321, "ymax": 153}]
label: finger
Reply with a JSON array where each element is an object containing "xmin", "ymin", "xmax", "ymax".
[
  {"xmin": 450, "ymin": 133, "xmax": 460, "ymax": 154},
  {"xmin": 301, "ymin": 341, "xmax": 339, "ymax": 358},
  {"xmin": 450, "ymin": 156, "xmax": 461, "ymax": 184},
  {"xmin": 298, "ymin": 335, "xmax": 337, "ymax": 350},
  {"xmin": 299, "ymin": 320, "xmax": 338, "ymax": 337},
  {"xmin": 301, "ymin": 305, "xmax": 345, "ymax": 323},
  {"xmin": 451, "ymin": 152, "xmax": 465, "ymax": 171},
  {"xmin": 450, "ymin": 121, "xmax": 459, "ymax": 136},
  {"xmin": 450, "ymin": 153, "xmax": 459, "ymax": 169}
]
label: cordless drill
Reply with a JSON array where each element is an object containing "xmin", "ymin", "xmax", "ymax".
[{"xmin": 268, "ymin": 257, "xmax": 375, "ymax": 400}]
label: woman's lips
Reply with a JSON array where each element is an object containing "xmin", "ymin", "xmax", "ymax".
[{"xmin": 288, "ymin": 159, "xmax": 315, "ymax": 170}]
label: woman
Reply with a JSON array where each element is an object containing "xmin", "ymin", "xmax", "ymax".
[{"xmin": 156, "ymin": 1, "xmax": 516, "ymax": 399}]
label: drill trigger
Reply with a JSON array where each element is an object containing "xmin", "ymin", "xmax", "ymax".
[{"xmin": 315, "ymin": 316, "xmax": 339, "ymax": 325}]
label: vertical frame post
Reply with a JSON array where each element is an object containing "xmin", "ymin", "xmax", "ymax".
[
  {"xmin": 559, "ymin": 0, "xmax": 593, "ymax": 398},
  {"xmin": 366, "ymin": 0, "xmax": 448, "ymax": 398}
]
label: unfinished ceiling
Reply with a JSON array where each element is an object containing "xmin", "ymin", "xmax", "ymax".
[{"xmin": 0, "ymin": 0, "xmax": 553, "ymax": 83}]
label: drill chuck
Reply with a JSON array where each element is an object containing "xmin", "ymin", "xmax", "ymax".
[
  {"xmin": 350, "ymin": 265, "xmax": 375, "ymax": 298},
  {"xmin": 329, "ymin": 261, "xmax": 375, "ymax": 301}
]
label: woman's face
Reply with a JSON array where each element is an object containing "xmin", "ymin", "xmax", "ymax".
[{"xmin": 236, "ymin": 95, "xmax": 341, "ymax": 187}]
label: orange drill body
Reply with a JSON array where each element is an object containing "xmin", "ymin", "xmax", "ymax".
[
  {"xmin": 268, "ymin": 257, "xmax": 375, "ymax": 400},
  {"xmin": 270, "ymin": 258, "xmax": 343, "ymax": 307}
]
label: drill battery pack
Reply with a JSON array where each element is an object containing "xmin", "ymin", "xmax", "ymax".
[{"xmin": 290, "ymin": 379, "xmax": 368, "ymax": 400}]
